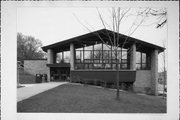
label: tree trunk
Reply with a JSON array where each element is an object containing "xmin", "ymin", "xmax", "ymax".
[{"xmin": 116, "ymin": 58, "xmax": 120, "ymax": 99}]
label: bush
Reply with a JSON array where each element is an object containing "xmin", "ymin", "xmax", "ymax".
[{"xmin": 18, "ymin": 71, "xmax": 36, "ymax": 84}]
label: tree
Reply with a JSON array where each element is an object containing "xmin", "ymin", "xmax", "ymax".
[
  {"xmin": 75, "ymin": 7, "xmax": 167, "ymax": 99},
  {"xmin": 159, "ymin": 40, "xmax": 167, "ymax": 98},
  {"xmin": 75, "ymin": 7, "xmax": 146, "ymax": 99},
  {"xmin": 137, "ymin": 8, "xmax": 167, "ymax": 28},
  {"xmin": 17, "ymin": 33, "xmax": 45, "ymax": 62}
]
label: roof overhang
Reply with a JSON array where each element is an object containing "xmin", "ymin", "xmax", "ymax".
[{"xmin": 42, "ymin": 29, "xmax": 165, "ymax": 53}]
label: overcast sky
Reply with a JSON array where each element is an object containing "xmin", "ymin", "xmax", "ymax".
[{"xmin": 17, "ymin": 7, "xmax": 167, "ymax": 47}]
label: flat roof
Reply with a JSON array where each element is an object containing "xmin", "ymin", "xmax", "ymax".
[{"xmin": 42, "ymin": 29, "xmax": 165, "ymax": 53}]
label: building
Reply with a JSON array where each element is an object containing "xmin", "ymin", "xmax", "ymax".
[{"xmin": 25, "ymin": 29, "xmax": 165, "ymax": 95}]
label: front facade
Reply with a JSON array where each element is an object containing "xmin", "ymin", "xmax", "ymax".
[{"xmin": 42, "ymin": 29, "xmax": 165, "ymax": 95}]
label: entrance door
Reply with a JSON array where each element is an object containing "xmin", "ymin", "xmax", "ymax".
[
  {"xmin": 50, "ymin": 67, "xmax": 70, "ymax": 81},
  {"xmin": 60, "ymin": 68, "xmax": 70, "ymax": 81}
]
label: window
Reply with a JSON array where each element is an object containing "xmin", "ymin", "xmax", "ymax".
[
  {"xmin": 136, "ymin": 52, "xmax": 150, "ymax": 70},
  {"xmin": 75, "ymin": 44, "xmax": 128, "ymax": 70}
]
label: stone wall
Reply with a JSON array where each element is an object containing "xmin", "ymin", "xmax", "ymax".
[
  {"xmin": 133, "ymin": 70, "xmax": 151, "ymax": 94},
  {"xmin": 24, "ymin": 60, "xmax": 48, "ymax": 76}
]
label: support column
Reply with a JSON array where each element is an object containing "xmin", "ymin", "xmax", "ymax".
[
  {"xmin": 47, "ymin": 49, "xmax": 54, "ymax": 64},
  {"xmin": 130, "ymin": 43, "xmax": 136, "ymax": 70},
  {"xmin": 151, "ymin": 49, "xmax": 158, "ymax": 96},
  {"xmin": 62, "ymin": 52, "xmax": 64, "ymax": 62},
  {"xmin": 70, "ymin": 43, "xmax": 75, "ymax": 70},
  {"xmin": 92, "ymin": 45, "xmax": 94, "ymax": 69},
  {"xmin": 47, "ymin": 49, "xmax": 54, "ymax": 82},
  {"xmin": 47, "ymin": 68, "xmax": 51, "ymax": 82}
]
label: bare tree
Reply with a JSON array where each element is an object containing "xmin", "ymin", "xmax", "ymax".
[
  {"xmin": 74, "ymin": 7, "xmax": 166, "ymax": 99},
  {"xmin": 137, "ymin": 8, "xmax": 167, "ymax": 28},
  {"xmin": 159, "ymin": 40, "xmax": 167, "ymax": 98}
]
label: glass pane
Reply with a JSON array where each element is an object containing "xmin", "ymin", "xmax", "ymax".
[
  {"xmin": 84, "ymin": 50, "xmax": 91, "ymax": 59},
  {"xmin": 103, "ymin": 59, "xmax": 109, "ymax": 63},
  {"xmin": 84, "ymin": 64, "xmax": 89, "ymax": 69},
  {"xmin": 112, "ymin": 59, "xmax": 117, "ymax": 63},
  {"xmin": 142, "ymin": 53, "xmax": 146, "ymax": 63},
  {"xmin": 105, "ymin": 64, "xmax": 111, "ymax": 69},
  {"xmin": 89, "ymin": 64, "xmax": 93, "ymax": 69},
  {"xmin": 121, "ymin": 59, "xmax": 127, "ymax": 63},
  {"xmin": 94, "ymin": 50, "xmax": 101, "ymax": 59},
  {"xmin": 94, "ymin": 59, "xmax": 100, "ymax": 63},
  {"xmin": 85, "ymin": 45, "xmax": 92, "ymax": 50},
  {"xmin": 103, "ymin": 44, "xmax": 111, "ymax": 50},
  {"xmin": 94, "ymin": 43, "xmax": 101, "ymax": 50},
  {"xmin": 76, "ymin": 51, "xmax": 81, "ymax": 61},
  {"xmin": 75, "ymin": 64, "xmax": 84, "ymax": 69},
  {"xmin": 112, "ymin": 64, "xmax": 116, "ymax": 69},
  {"xmin": 56, "ymin": 53, "xmax": 61, "ymax": 63},
  {"xmin": 112, "ymin": 50, "xmax": 116, "ymax": 59},
  {"xmin": 121, "ymin": 63, "xmax": 127, "ymax": 69},
  {"xmin": 64, "ymin": 51, "xmax": 70, "ymax": 63},
  {"xmin": 136, "ymin": 64, "xmax": 141, "ymax": 70},
  {"xmin": 136, "ymin": 52, "xmax": 141, "ymax": 63},
  {"xmin": 94, "ymin": 64, "xmax": 102, "ymax": 69},
  {"xmin": 142, "ymin": 64, "xmax": 147, "ymax": 69},
  {"xmin": 122, "ymin": 50, "xmax": 127, "ymax": 59},
  {"xmin": 103, "ymin": 50, "xmax": 109, "ymax": 59}
]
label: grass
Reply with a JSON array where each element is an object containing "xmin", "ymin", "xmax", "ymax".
[{"xmin": 17, "ymin": 83, "xmax": 166, "ymax": 113}]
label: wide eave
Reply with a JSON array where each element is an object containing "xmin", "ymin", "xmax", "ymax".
[{"xmin": 42, "ymin": 29, "xmax": 165, "ymax": 53}]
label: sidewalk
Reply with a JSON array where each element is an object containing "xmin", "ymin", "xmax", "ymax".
[{"xmin": 17, "ymin": 82, "xmax": 68, "ymax": 102}]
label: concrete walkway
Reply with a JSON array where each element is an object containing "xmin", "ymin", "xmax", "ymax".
[{"xmin": 17, "ymin": 82, "xmax": 68, "ymax": 102}]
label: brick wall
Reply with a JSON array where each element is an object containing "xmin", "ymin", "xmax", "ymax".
[
  {"xmin": 133, "ymin": 70, "xmax": 151, "ymax": 94},
  {"xmin": 24, "ymin": 60, "xmax": 49, "ymax": 76}
]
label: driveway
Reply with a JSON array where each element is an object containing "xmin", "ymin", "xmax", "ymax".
[{"xmin": 17, "ymin": 82, "xmax": 68, "ymax": 102}]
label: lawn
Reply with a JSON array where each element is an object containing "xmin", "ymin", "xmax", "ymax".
[{"xmin": 17, "ymin": 83, "xmax": 166, "ymax": 113}]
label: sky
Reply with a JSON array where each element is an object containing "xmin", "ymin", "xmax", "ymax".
[
  {"xmin": 17, "ymin": 7, "xmax": 167, "ymax": 47},
  {"xmin": 17, "ymin": 7, "xmax": 167, "ymax": 71}
]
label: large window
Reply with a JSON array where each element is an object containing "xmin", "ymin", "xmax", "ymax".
[{"xmin": 75, "ymin": 44, "xmax": 128, "ymax": 70}]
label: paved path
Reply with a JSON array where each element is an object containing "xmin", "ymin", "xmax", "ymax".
[{"xmin": 17, "ymin": 82, "xmax": 68, "ymax": 102}]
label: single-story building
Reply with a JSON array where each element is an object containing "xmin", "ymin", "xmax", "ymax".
[{"xmin": 25, "ymin": 29, "xmax": 165, "ymax": 95}]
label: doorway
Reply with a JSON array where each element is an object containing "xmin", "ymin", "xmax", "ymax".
[{"xmin": 50, "ymin": 67, "xmax": 70, "ymax": 81}]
